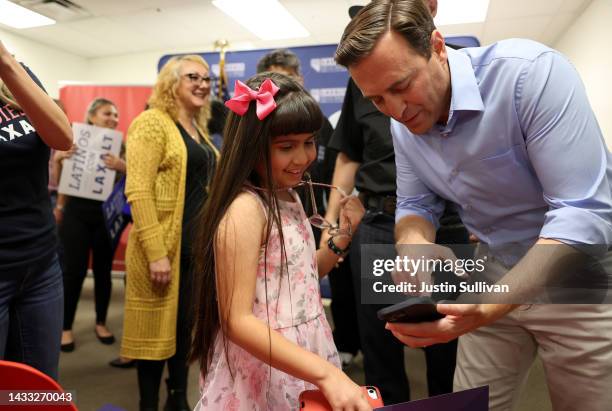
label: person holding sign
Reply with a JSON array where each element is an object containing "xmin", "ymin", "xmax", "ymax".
[
  {"xmin": 53, "ymin": 98, "xmax": 125, "ymax": 353},
  {"xmin": 0, "ymin": 40, "xmax": 73, "ymax": 380},
  {"xmin": 122, "ymin": 55, "xmax": 218, "ymax": 411}
]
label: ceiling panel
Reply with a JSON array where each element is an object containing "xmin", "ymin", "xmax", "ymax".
[
  {"xmin": 539, "ymin": 12, "xmax": 577, "ymax": 45},
  {"xmin": 559, "ymin": 0, "xmax": 591, "ymax": 13},
  {"xmin": 0, "ymin": 0, "xmax": 594, "ymax": 58},
  {"xmin": 70, "ymin": 0, "xmax": 199, "ymax": 16},
  {"xmin": 483, "ymin": 15, "xmax": 552, "ymax": 45},
  {"xmin": 487, "ymin": 0, "xmax": 564, "ymax": 20}
]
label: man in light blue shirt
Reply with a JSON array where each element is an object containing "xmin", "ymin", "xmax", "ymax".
[{"xmin": 335, "ymin": 0, "xmax": 612, "ymax": 410}]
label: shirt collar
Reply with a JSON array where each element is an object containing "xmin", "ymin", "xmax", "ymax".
[
  {"xmin": 435, "ymin": 46, "xmax": 484, "ymax": 135},
  {"xmin": 447, "ymin": 46, "xmax": 484, "ymax": 114}
]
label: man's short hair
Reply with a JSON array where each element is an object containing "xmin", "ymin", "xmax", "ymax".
[
  {"xmin": 256, "ymin": 49, "xmax": 301, "ymax": 74},
  {"xmin": 336, "ymin": 0, "xmax": 436, "ymax": 68}
]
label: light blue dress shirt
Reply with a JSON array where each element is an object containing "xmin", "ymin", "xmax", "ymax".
[{"xmin": 392, "ymin": 39, "xmax": 611, "ymax": 257}]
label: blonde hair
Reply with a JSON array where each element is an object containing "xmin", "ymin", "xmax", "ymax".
[
  {"xmin": 148, "ymin": 54, "xmax": 212, "ymax": 138},
  {"xmin": 0, "ymin": 80, "xmax": 21, "ymax": 110}
]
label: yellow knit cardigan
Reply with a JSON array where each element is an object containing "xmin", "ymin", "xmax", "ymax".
[{"xmin": 121, "ymin": 108, "xmax": 189, "ymax": 360}]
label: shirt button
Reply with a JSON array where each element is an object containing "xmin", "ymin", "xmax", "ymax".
[
  {"xmin": 451, "ymin": 169, "xmax": 458, "ymax": 177},
  {"xmin": 483, "ymin": 228, "xmax": 492, "ymax": 234},
  {"xmin": 464, "ymin": 204, "xmax": 472, "ymax": 211}
]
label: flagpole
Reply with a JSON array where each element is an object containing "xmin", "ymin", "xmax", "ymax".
[{"xmin": 214, "ymin": 39, "xmax": 230, "ymax": 101}]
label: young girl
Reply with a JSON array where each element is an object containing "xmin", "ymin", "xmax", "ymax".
[{"xmin": 191, "ymin": 72, "xmax": 371, "ymax": 410}]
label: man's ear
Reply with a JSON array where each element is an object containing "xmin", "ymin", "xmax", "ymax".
[{"xmin": 430, "ymin": 30, "xmax": 447, "ymax": 61}]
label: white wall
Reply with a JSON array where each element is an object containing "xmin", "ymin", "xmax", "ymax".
[
  {"xmin": 84, "ymin": 41, "xmax": 261, "ymax": 86},
  {"xmin": 1, "ymin": 27, "xmax": 88, "ymax": 98},
  {"xmin": 85, "ymin": 50, "xmax": 163, "ymax": 86},
  {"xmin": 554, "ymin": 0, "xmax": 612, "ymax": 148}
]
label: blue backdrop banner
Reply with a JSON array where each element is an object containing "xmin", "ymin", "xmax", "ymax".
[
  {"xmin": 158, "ymin": 36, "xmax": 480, "ymax": 123},
  {"xmin": 159, "ymin": 44, "xmax": 347, "ymax": 120}
]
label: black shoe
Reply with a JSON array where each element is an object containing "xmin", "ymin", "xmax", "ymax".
[
  {"xmin": 60, "ymin": 341, "xmax": 75, "ymax": 352},
  {"xmin": 95, "ymin": 329, "xmax": 116, "ymax": 345},
  {"xmin": 163, "ymin": 379, "xmax": 190, "ymax": 411},
  {"xmin": 109, "ymin": 357, "xmax": 136, "ymax": 368}
]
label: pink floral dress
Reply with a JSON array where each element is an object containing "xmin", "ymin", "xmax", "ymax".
[{"xmin": 195, "ymin": 189, "xmax": 340, "ymax": 411}]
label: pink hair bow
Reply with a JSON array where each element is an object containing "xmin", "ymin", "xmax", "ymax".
[{"xmin": 225, "ymin": 78, "xmax": 280, "ymax": 120}]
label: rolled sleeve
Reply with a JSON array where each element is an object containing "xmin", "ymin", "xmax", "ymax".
[
  {"xmin": 391, "ymin": 121, "xmax": 444, "ymax": 228},
  {"xmin": 517, "ymin": 50, "xmax": 612, "ymax": 251}
]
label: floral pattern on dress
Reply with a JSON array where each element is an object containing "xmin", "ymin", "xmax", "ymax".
[{"xmin": 195, "ymin": 189, "xmax": 340, "ymax": 411}]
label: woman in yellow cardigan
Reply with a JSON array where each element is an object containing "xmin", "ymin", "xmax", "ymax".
[{"xmin": 123, "ymin": 55, "xmax": 218, "ymax": 411}]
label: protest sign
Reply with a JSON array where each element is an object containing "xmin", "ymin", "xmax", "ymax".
[
  {"xmin": 58, "ymin": 122, "xmax": 122, "ymax": 201},
  {"xmin": 102, "ymin": 176, "xmax": 131, "ymax": 252}
]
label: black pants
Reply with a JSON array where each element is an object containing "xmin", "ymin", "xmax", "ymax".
[
  {"xmin": 328, "ymin": 259, "xmax": 361, "ymax": 355},
  {"xmin": 59, "ymin": 197, "xmax": 113, "ymax": 329},
  {"xmin": 137, "ymin": 253, "xmax": 193, "ymax": 408},
  {"xmin": 350, "ymin": 211, "xmax": 462, "ymax": 404}
]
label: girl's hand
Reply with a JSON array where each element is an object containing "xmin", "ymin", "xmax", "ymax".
[
  {"xmin": 338, "ymin": 195, "xmax": 365, "ymax": 234},
  {"xmin": 318, "ymin": 365, "xmax": 372, "ymax": 411},
  {"xmin": 103, "ymin": 153, "xmax": 126, "ymax": 172},
  {"xmin": 54, "ymin": 144, "xmax": 77, "ymax": 163},
  {"xmin": 149, "ymin": 256, "xmax": 171, "ymax": 288}
]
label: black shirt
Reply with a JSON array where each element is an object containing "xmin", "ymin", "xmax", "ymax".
[
  {"xmin": 0, "ymin": 67, "xmax": 56, "ymax": 270},
  {"xmin": 177, "ymin": 123, "xmax": 216, "ymax": 256},
  {"xmin": 328, "ymin": 78, "xmax": 396, "ymax": 195}
]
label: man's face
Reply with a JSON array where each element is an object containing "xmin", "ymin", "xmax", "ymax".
[{"xmin": 349, "ymin": 30, "xmax": 451, "ymax": 135}]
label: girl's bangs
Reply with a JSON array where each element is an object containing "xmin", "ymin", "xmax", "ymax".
[{"xmin": 268, "ymin": 91, "xmax": 323, "ymax": 137}]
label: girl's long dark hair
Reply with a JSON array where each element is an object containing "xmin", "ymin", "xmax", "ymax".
[{"xmin": 190, "ymin": 72, "xmax": 323, "ymax": 377}]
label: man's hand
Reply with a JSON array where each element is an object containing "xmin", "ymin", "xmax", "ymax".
[
  {"xmin": 385, "ymin": 303, "xmax": 516, "ymax": 347},
  {"xmin": 392, "ymin": 243, "xmax": 462, "ymax": 296},
  {"xmin": 338, "ymin": 195, "xmax": 365, "ymax": 234},
  {"xmin": 149, "ymin": 256, "xmax": 171, "ymax": 288}
]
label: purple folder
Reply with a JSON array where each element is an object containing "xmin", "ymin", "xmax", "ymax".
[{"xmin": 376, "ymin": 386, "xmax": 488, "ymax": 411}]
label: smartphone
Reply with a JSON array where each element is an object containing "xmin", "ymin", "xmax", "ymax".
[
  {"xmin": 376, "ymin": 296, "xmax": 443, "ymax": 323},
  {"xmin": 299, "ymin": 386, "xmax": 384, "ymax": 410}
]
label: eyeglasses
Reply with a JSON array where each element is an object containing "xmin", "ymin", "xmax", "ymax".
[
  {"xmin": 246, "ymin": 174, "xmax": 351, "ymax": 236},
  {"xmin": 297, "ymin": 173, "xmax": 351, "ymax": 237},
  {"xmin": 183, "ymin": 73, "xmax": 211, "ymax": 85}
]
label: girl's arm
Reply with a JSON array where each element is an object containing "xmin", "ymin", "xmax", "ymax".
[
  {"xmin": 0, "ymin": 41, "xmax": 72, "ymax": 150},
  {"xmin": 51, "ymin": 146, "xmax": 76, "ymax": 224},
  {"xmin": 316, "ymin": 195, "xmax": 365, "ymax": 278},
  {"xmin": 216, "ymin": 193, "xmax": 370, "ymax": 410}
]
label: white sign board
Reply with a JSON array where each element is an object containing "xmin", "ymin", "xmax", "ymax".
[{"xmin": 58, "ymin": 123, "xmax": 123, "ymax": 201}]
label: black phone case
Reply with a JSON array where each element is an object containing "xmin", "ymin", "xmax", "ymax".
[{"xmin": 377, "ymin": 296, "xmax": 444, "ymax": 323}]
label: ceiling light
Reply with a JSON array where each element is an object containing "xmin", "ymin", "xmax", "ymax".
[
  {"xmin": 212, "ymin": 0, "xmax": 309, "ymax": 40},
  {"xmin": 435, "ymin": 0, "xmax": 489, "ymax": 26},
  {"xmin": 0, "ymin": 0, "xmax": 55, "ymax": 29}
]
